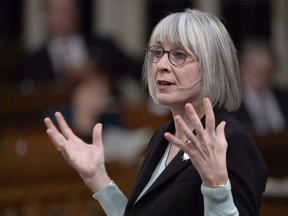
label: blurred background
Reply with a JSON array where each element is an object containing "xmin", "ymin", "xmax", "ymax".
[{"xmin": 0, "ymin": 0, "xmax": 287, "ymax": 215}]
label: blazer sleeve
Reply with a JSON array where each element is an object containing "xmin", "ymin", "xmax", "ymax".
[{"xmin": 225, "ymin": 126, "xmax": 268, "ymax": 215}]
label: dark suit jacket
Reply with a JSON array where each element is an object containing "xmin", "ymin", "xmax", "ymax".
[
  {"xmin": 19, "ymin": 46, "xmax": 56, "ymax": 83},
  {"xmin": 18, "ymin": 35, "xmax": 142, "ymax": 85},
  {"xmin": 124, "ymin": 109, "xmax": 268, "ymax": 216},
  {"xmin": 232, "ymin": 88, "xmax": 288, "ymax": 133}
]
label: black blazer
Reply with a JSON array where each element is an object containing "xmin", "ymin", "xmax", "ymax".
[{"xmin": 124, "ymin": 109, "xmax": 268, "ymax": 216}]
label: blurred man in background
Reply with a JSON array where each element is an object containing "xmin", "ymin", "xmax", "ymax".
[
  {"xmin": 19, "ymin": 0, "xmax": 141, "ymax": 91},
  {"xmin": 232, "ymin": 40, "xmax": 288, "ymax": 135}
]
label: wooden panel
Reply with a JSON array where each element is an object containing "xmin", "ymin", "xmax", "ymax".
[
  {"xmin": 0, "ymin": 126, "xmax": 139, "ymax": 216},
  {"xmin": 260, "ymin": 197, "xmax": 288, "ymax": 216},
  {"xmin": 253, "ymin": 130, "xmax": 288, "ymax": 178}
]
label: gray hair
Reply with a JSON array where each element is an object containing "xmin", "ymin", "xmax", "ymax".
[{"xmin": 142, "ymin": 9, "xmax": 241, "ymax": 112}]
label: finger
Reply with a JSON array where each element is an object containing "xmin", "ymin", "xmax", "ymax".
[
  {"xmin": 92, "ymin": 123, "xmax": 103, "ymax": 146},
  {"xmin": 44, "ymin": 117, "xmax": 64, "ymax": 140},
  {"xmin": 44, "ymin": 117, "xmax": 67, "ymax": 150},
  {"xmin": 216, "ymin": 121, "xmax": 226, "ymax": 141},
  {"xmin": 54, "ymin": 112, "xmax": 75, "ymax": 139},
  {"xmin": 185, "ymin": 103, "xmax": 203, "ymax": 133},
  {"xmin": 164, "ymin": 132, "xmax": 191, "ymax": 153},
  {"xmin": 44, "ymin": 116, "xmax": 57, "ymax": 130},
  {"xmin": 203, "ymin": 98, "xmax": 215, "ymax": 135},
  {"xmin": 173, "ymin": 115, "xmax": 192, "ymax": 138}
]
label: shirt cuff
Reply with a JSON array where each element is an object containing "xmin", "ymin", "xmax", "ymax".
[
  {"xmin": 201, "ymin": 179, "xmax": 238, "ymax": 215},
  {"xmin": 92, "ymin": 182, "xmax": 128, "ymax": 216}
]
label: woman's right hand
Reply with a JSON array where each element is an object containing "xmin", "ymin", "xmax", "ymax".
[{"xmin": 44, "ymin": 112, "xmax": 112, "ymax": 193}]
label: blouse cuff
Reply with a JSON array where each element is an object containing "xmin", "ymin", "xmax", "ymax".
[
  {"xmin": 92, "ymin": 181, "xmax": 127, "ymax": 216},
  {"xmin": 201, "ymin": 179, "xmax": 238, "ymax": 215}
]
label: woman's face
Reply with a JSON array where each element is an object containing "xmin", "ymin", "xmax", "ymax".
[{"xmin": 151, "ymin": 41, "xmax": 200, "ymax": 109}]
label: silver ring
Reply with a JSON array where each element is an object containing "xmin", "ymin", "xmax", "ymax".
[{"xmin": 185, "ymin": 140, "xmax": 192, "ymax": 144}]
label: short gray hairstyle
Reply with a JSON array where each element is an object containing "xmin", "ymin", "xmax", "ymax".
[{"xmin": 142, "ymin": 9, "xmax": 241, "ymax": 112}]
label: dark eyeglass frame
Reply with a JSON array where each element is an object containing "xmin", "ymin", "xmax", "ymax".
[{"xmin": 145, "ymin": 46, "xmax": 197, "ymax": 66}]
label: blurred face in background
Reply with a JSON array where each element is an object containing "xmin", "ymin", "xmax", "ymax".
[
  {"xmin": 44, "ymin": 0, "xmax": 80, "ymax": 37},
  {"xmin": 241, "ymin": 49, "xmax": 275, "ymax": 92},
  {"xmin": 69, "ymin": 61, "xmax": 112, "ymax": 120}
]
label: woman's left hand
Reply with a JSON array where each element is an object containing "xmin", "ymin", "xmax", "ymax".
[{"xmin": 164, "ymin": 98, "xmax": 228, "ymax": 188}]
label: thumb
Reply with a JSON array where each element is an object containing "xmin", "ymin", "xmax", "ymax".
[{"xmin": 92, "ymin": 123, "xmax": 103, "ymax": 146}]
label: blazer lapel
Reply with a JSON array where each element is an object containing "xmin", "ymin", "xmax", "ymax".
[
  {"xmin": 127, "ymin": 125, "xmax": 169, "ymax": 206},
  {"xmin": 127, "ymin": 121, "xmax": 195, "ymax": 208},
  {"xmin": 143, "ymin": 148, "xmax": 193, "ymax": 197}
]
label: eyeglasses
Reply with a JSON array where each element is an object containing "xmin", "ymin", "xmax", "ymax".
[{"xmin": 145, "ymin": 46, "xmax": 196, "ymax": 66}]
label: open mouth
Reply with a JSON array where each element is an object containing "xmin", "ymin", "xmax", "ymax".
[{"xmin": 158, "ymin": 80, "xmax": 173, "ymax": 86}]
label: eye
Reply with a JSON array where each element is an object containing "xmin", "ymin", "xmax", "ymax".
[
  {"xmin": 171, "ymin": 49, "xmax": 186, "ymax": 59},
  {"xmin": 153, "ymin": 48, "xmax": 164, "ymax": 58}
]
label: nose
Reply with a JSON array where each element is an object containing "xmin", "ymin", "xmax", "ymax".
[{"xmin": 156, "ymin": 53, "xmax": 171, "ymax": 71}]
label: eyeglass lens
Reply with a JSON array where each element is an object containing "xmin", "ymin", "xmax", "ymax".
[{"xmin": 146, "ymin": 47, "xmax": 187, "ymax": 66}]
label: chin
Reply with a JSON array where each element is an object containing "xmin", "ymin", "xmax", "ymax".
[
  {"xmin": 154, "ymin": 96, "xmax": 171, "ymax": 106},
  {"xmin": 155, "ymin": 95, "xmax": 180, "ymax": 107}
]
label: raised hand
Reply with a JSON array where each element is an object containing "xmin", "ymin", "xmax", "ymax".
[
  {"xmin": 44, "ymin": 112, "xmax": 111, "ymax": 192},
  {"xmin": 164, "ymin": 98, "xmax": 228, "ymax": 188}
]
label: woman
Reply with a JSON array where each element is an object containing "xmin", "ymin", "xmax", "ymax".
[{"xmin": 44, "ymin": 9, "xmax": 267, "ymax": 215}]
